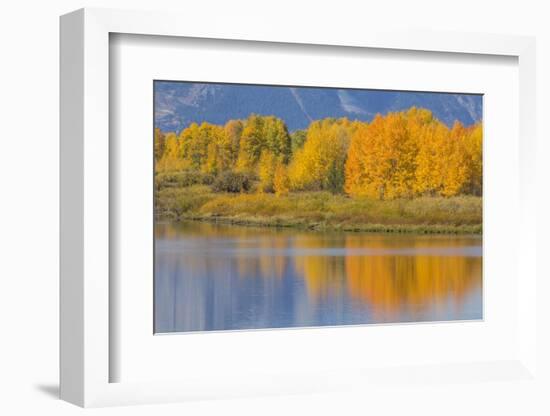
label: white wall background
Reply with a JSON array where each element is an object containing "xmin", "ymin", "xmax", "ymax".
[{"xmin": 0, "ymin": 0, "xmax": 548, "ymax": 415}]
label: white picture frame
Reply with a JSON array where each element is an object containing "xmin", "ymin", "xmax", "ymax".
[{"xmin": 60, "ymin": 7, "xmax": 537, "ymax": 407}]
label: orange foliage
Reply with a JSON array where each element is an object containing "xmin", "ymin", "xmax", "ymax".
[
  {"xmin": 155, "ymin": 108, "xmax": 482, "ymax": 199},
  {"xmin": 345, "ymin": 108, "xmax": 482, "ymax": 199}
]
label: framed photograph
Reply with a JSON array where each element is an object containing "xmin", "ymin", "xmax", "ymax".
[
  {"xmin": 60, "ymin": 8, "xmax": 538, "ymax": 407},
  {"xmin": 152, "ymin": 80, "xmax": 484, "ymax": 334}
]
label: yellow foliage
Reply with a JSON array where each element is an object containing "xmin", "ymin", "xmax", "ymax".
[
  {"xmin": 273, "ymin": 162, "xmax": 290, "ymax": 197},
  {"xmin": 156, "ymin": 132, "xmax": 188, "ymax": 172},
  {"xmin": 257, "ymin": 150, "xmax": 277, "ymax": 193},
  {"xmin": 463, "ymin": 123, "xmax": 483, "ymax": 195},
  {"xmin": 344, "ymin": 108, "xmax": 482, "ymax": 199},
  {"xmin": 288, "ymin": 118, "xmax": 353, "ymax": 192},
  {"xmin": 154, "ymin": 108, "xmax": 482, "ymax": 199}
]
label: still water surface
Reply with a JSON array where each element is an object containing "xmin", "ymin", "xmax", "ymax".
[{"xmin": 154, "ymin": 221, "xmax": 482, "ymax": 333}]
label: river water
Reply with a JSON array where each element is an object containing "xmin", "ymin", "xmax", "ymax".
[{"xmin": 154, "ymin": 221, "xmax": 482, "ymax": 333}]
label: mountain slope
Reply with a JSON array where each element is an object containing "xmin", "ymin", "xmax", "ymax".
[{"xmin": 154, "ymin": 81, "xmax": 482, "ymax": 133}]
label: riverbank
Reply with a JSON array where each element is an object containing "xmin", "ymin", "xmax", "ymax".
[{"xmin": 155, "ymin": 185, "xmax": 482, "ymax": 234}]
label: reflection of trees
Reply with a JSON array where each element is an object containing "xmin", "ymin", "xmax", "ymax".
[
  {"xmin": 157, "ymin": 221, "xmax": 290, "ymax": 279},
  {"xmin": 345, "ymin": 253, "xmax": 481, "ymax": 320},
  {"xmin": 293, "ymin": 235, "xmax": 347, "ymax": 300},
  {"xmin": 258, "ymin": 236, "xmax": 288, "ymax": 279},
  {"xmin": 294, "ymin": 234, "xmax": 482, "ymax": 318},
  {"xmin": 156, "ymin": 222, "xmax": 482, "ymax": 331}
]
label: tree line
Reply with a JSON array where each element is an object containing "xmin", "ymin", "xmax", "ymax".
[{"xmin": 155, "ymin": 108, "xmax": 482, "ymax": 199}]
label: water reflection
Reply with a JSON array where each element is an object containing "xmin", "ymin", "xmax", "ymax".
[{"xmin": 154, "ymin": 221, "xmax": 482, "ymax": 333}]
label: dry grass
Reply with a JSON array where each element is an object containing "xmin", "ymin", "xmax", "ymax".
[{"xmin": 155, "ymin": 187, "xmax": 482, "ymax": 234}]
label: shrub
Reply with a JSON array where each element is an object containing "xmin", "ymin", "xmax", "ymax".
[
  {"xmin": 155, "ymin": 171, "xmax": 215, "ymax": 190},
  {"xmin": 211, "ymin": 171, "xmax": 253, "ymax": 193},
  {"xmin": 155, "ymin": 186, "xmax": 213, "ymax": 219}
]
